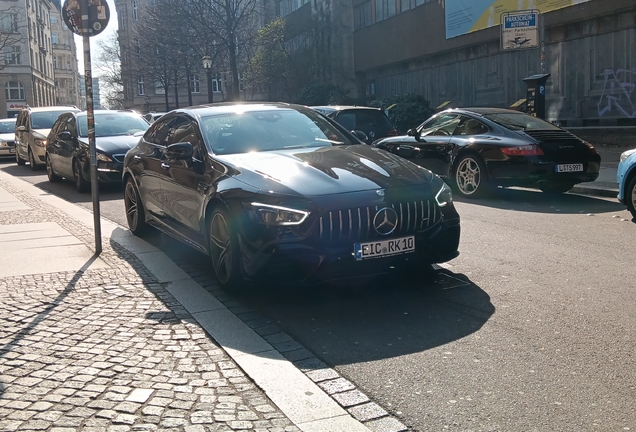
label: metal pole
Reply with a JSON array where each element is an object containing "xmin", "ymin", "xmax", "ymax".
[
  {"xmin": 82, "ymin": 33, "xmax": 102, "ymax": 254},
  {"xmin": 540, "ymin": 12, "xmax": 545, "ymax": 73},
  {"xmin": 207, "ymin": 70, "xmax": 213, "ymax": 104}
]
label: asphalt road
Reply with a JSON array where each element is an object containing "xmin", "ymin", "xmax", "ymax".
[{"xmin": 4, "ymin": 160, "xmax": 635, "ymax": 432}]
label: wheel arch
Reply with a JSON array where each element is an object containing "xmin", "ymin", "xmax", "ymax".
[
  {"xmin": 623, "ymin": 164, "xmax": 636, "ymax": 195},
  {"xmin": 452, "ymin": 146, "xmax": 490, "ymax": 179}
]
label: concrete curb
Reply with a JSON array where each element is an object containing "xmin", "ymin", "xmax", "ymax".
[
  {"xmin": 570, "ymin": 185, "xmax": 619, "ymax": 199},
  {"xmin": 0, "ymin": 170, "xmax": 371, "ymax": 432}
]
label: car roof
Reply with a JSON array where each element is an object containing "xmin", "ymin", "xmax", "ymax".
[
  {"xmin": 75, "ymin": 109, "xmax": 144, "ymax": 115},
  {"xmin": 311, "ymin": 105, "xmax": 382, "ymax": 112},
  {"xmin": 166, "ymin": 102, "xmax": 316, "ymax": 118},
  {"xmin": 445, "ymin": 107, "xmax": 528, "ymax": 116},
  {"xmin": 26, "ymin": 106, "xmax": 80, "ymax": 112}
]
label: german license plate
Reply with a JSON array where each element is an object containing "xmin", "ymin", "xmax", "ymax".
[
  {"xmin": 555, "ymin": 163, "xmax": 583, "ymax": 172},
  {"xmin": 354, "ymin": 236, "xmax": 415, "ymax": 261}
]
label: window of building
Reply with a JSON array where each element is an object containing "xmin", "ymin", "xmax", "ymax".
[
  {"xmin": 0, "ymin": 13, "xmax": 18, "ymax": 33},
  {"xmin": 354, "ymin": 1, "xmax": 372, "ymax": 30},
  {"xmin": 132, "ymin": 1, "xmax": 139, "ymax": 20},
  {"xmin": 375, "ymin": 0, "xmax": 396, "ymax": 22},
  {"xmin": 402, "ymin": 0, "xmax": 425, "ymax": 12},
  {"xmin": 190, "ymin": 75, "xmax": 200, "ymax": 93},
  {"xmin": 212, "ymin": 74, "xmax": 222, "ymax": 92},
  {"xmin": 5, "ymin": 46, "xmax": 21, "ymax": 65},
  {"xmin": 52, "ymin": 33, "xmax": 58, "ymax": 44},
  {"xmin": 135, "ymin": 39, "xmax": 140, "ymax": 58},
  {"xmin": 138, "ymin": 76, "xmax": 145, "ymax": 95},
  {"xmin": 53, "ymin": 55, "xmax": 56, "ymax": 69},
  {"xmin": 5, "ymin": 81, "xmax": 25, "ymax": 100},
  {"xmin": 50, "ymin": 15, "xmax": 57, "ymax": 24},
  {"xmin": 155, "ymin": 81, "xmax": 165, "ymax": 94}
]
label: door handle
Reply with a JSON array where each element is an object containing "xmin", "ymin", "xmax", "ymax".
[{"xmin": 161, "ymin": 163, "xmax": 170, "ymax": 169}]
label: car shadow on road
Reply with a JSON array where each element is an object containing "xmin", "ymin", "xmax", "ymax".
[
  {"xmin": 0, "ymin": 163, "xmax": 124, "ymax": 203},
  {"xmin": 454, "ymin": 186, "xmax": 625, "ymax": 215},
  {"xmin": 126, "ymin": 229, "xmax": 494, "ymax": 366}
]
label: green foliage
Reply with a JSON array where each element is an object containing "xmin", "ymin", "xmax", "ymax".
[
  {"xmin": 369, "ymin": 94, "xmax": 434, "ymax": 134},
  {"xmin": 294, "ymin": 83, "xmax": 353, "ymax": 106}
]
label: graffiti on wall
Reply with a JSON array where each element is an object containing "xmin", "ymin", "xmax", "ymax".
[{"xmin": 597, "ymin": 68, "xmax": 636, "ymax": 119}]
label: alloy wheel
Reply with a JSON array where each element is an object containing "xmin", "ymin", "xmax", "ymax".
[
  {"xmin": 455, "ymin": 156, "xmax": 482, "ymax": 196},
  {"xmin": 209, "ymin": 212, "xmax": 234, "ymax": 284},
  {"xmin": 28, "ymin": 148, "xmax": 38, "ymax": 170},
  {"xmin": 46, "ymin": 155, "xmax": 61, "ymax": 182},
  {"xmin": 125, "ymin": 181, "xmax": 140, "ymax": 231}
]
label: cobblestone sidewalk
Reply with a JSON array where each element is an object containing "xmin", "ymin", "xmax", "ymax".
[{"xmin": 0, "ymin": 179, "xmax": 298, "ymax": 432}]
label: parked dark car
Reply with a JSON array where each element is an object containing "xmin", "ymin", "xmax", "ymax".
[
  {"xmin": 373, "ymin": 108, "xmax": 601, "ymax": 197},
  {"xmin": 45, "ymin": 110, "xmax": 150, "ymax": 192},
  {"xmin": 122, "ymin": 103, "xmax": 460, "ymax": 289},
  {"xmin": 311, "ymin": 105, "xmax": 398, "ymax": 145}
]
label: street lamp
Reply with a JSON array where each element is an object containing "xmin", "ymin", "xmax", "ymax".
[{"xmin": 202, "ymin": 55, "xmax": 213, "ymax": 104}]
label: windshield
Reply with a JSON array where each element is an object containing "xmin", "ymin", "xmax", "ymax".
[
  {"xmin": 0, "ymin": 120, "xmax": 15, "ymax": 134},
  {"xmin": 78, "ymin": 112, "xmax": 150, "ymax": 137},
  {"xmin": 30, "ymin": 111, "xmax": 70, "ymax": 129},
  {"xmin": 199, "ymin": 109, "xmax": 358, "ymax": 155},
  {"xmin": 484, "ymin": 113, "xmax": 561, "ymax": 131}
]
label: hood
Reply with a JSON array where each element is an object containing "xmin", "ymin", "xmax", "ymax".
[
  {"xmin": 33, "ymin": 129, "xmax": 51, "ymax": 140},
  {"xmin": 83, "ymin": 135, "xmax": 142, "ymax": 154},
  {"xmin": 216, "ymin": 144, "xmax": 434, "ymax": 197},
  {"xmin": 0, "ymin": 133, "xmax": 14, "ymax": 141}
]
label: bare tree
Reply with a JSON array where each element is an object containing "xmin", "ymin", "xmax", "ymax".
[
  {"xmin": 185, "ymin": 0, "xmax": 261, "ymax": 101},
  {"xmin": 95, "ymin": 31, "xmax": 124, "ymax": 109},
  {"xmin": 0, "ymin": 5, "xmax": 27, "ymax": 71}
]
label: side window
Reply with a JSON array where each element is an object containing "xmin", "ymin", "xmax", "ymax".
[
  {"xmin": 17, "ymin": 111, "xmax": 27, "ymax": 128},
  {"xmin": 335, "ymin": 112, "xmax": 355, "ymax": 130},
  {"xmin": 419, "ymin": 114, "xmax": 461, "ymax": 137},
  {"xmin": 144, "ymin": 117, "xmax": 175, "ymax": 146},
  {"xmin": 454, "ymin": 116, "xmax": 489, "ymax": 136},
  {"xmin": 50, "ymin": 115, "xmax": 65, "ymax": 135},
  {"xmin": 65, "ymin": 116, "xmax": 77, "ymax": 136},
  {"xmin": 166, "ymin": 116, "xmax": 202, "ymax": 157}
]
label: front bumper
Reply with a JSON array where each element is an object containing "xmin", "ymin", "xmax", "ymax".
[{"xmin": 239, "ymin": 208, "xmax": 461, "ymax": 283}]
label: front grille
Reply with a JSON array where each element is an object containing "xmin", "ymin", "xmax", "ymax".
[
  {"xmin": 111, "ymin": 154, "xmax": 126, "ymax": 163},
  {"xmin": 318, "ymin": 200, "xmax": 441, "ymax": 242}
]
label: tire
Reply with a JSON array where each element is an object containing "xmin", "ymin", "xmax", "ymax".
[
  {"xmin": 28, "ymin": 147, "xmax": 39, "ymax": 171},
  {"xmin": 453, "ymin": 154, "xmax": 489, "ymax": 198},
  {"xmin": 46, "ymin": 154, "xmax": 62, "ymax": 183},
  {"xmin": 124, "ymin": 178, "xmax": 149, "ymax": 235},
  {"xmin": 16, "ymin": 148, "xmax": 26, "ymax": 166},
  {"xmin": 208, "ymin": 206, "xmax": 243, "ymax": 290},
  {"xmin": 626, "ymin": 175, "xmax": 636, "ymax": 220},
  {"xmin": 539, "ymin": 182, "xmax": 575, "ymax": 195},
  {"xmin": 74, "ymin": 159, "xmax": 90, "ymax": 193}
]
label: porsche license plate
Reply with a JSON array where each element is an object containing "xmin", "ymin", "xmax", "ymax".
[
  {"xmin": 555, "ymin": 163, "xmax": 583, "ymax": 173},
  {"xmin": 354, "ymin": 236, "xmax": 415, "ymax": 261}
]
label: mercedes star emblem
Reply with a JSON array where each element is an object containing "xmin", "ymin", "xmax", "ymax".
[{"xmin": 373, "ymin": 207, "xmax": 398, "ymax": 235}]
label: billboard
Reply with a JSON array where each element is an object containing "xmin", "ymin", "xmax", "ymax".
[{"xmin": 445, "ymin": 0, "xmax": 590, "ymax": 39}]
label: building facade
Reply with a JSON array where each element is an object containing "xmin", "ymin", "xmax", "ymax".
[
  {"xmin": 50, "ymin": 1, "xmax": 80, "ymax": 107},
  {"xmin": 0, "ymin": 0, "xmax": 79, "ymax": 118},
  {"xmin": 351, "ymin": 0, "xmax": 635, "ymax": 125}
]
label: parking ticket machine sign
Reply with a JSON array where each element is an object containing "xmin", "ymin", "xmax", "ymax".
[
  {"xmin": 62, "ymin": 0, "xmax": 110, "ymax": 37},
  {"xmin": 501, "ymin": 10, "xmax": 540, "ymax": 51}
]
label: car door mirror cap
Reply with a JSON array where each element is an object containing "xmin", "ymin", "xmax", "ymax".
[
  {"xmin": 166, "ymin": 142, "xmax": 193, "ymax": 160},
  {"xmin": 351, "ymin": 129, "xmax": 368, "ymax": 143},
  {"xmin": 407, "ymin": 128, "xmax": 424, "ymax": 142},
  {"xmin": 58, "ymin": 131, "xmax": 73, "ymax": 140}
]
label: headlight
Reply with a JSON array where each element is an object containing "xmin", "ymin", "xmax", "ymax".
[
  {"xmin": 97, "ymin": 153, "xmax": 113, "ymax": 162},
  {"xmin": 620, "ymin": 148, "xmax": 636, "ymax": 163},
  {"xmin": 35, "ymin": 138, "xmax": 47, "ymax": 147},
  {"xmin": 0, "ymin": 140, "xmax": 7, "ymax": 147},
  {"xmin": 435, "ymin": 181, "xmax": 453, "ymax": 207},
  {"xmin": 251, "ymin": 202, "xmax": 309, "ymax": 226}
]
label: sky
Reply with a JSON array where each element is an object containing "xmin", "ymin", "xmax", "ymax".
[{"xmin": 73, "ymin": 0, "xmax": 118, "ymax": 76}]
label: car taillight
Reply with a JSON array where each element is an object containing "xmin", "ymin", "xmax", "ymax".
[
  {"xmin": 387, "ymin": 128, "xmax": 398, "ymax": 136},
  {"xmin": 500, "ymin": 145, "xmax": 544, "ymax": 156},
  {"xmin": 584, "ymin": 141, "xmax": 597, "ymax": 154}
]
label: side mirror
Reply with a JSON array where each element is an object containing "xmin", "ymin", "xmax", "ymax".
[
  {"xmin": 165, "ymin": 142, "xmax": 193, "ymax": 160},
  {"xmin": 407, "ymin": 128, "xmax": 423, "ymax": 142},
  {"xmin": 16, "ymin": 125, "xmax": 27, "ymax": 132},
  {"xmin": 351, "ymin": 129, "xmax": 369, "ymax": 143},
  {"xmin": 58, "ymin": 131, "xmax": 73, "ymax": 140}
]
